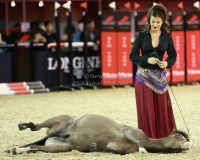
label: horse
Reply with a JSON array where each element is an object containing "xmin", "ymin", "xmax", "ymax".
[{"xmin": 6, "ymin": 114, "xmax": 191, "ymax": 155}]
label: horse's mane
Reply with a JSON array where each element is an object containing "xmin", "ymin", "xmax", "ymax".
[{"xmin": 172, "ymin": 130, "xmax": 189, "ymax": 139}]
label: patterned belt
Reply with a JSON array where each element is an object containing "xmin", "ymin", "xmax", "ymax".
[{"xmin": 135, "ymin": 68, "xmax": 168, "ymax": 94}]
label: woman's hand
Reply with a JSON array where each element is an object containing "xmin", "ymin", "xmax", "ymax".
[
  {"xmin": 148, "ymin": 57, "xmax": 160, "ymax": 65},
  {"xmin": 157, "ymin": 61, "xmax": 168, "ymax": 69},
  {"xmin": 40, "ymin": 36, "xmax": 47, "ymax": 43}
]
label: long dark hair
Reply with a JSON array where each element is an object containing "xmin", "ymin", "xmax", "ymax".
[{"xmin": 145, "ymin": 3, "xmax": 170, "ymax": 33}]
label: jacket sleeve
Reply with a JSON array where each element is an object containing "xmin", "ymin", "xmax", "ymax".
[
  {"xmin": 129, "ymin": 33, "xmax": 148, "ymax": 65},
  {"xmin": 166, "ymin": 34, "xmax": 177, "ymax": 68}
]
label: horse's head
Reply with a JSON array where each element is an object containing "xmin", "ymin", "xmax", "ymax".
[{"xmin": 165, "ymin": 130, "xmax": 191, "ymax": 153}]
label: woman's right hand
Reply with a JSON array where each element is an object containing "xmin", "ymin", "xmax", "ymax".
[{"xmin": 148, "ymin": 57, "xmax": 160, "ymax": 65}]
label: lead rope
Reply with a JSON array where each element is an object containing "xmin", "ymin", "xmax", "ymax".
[
  {"xmin": 167, "ymin": 82, "xmax": 190, "ymax": 133},
  {"xmin": 154, "ymin": 51, "xmax": 190, "ymax": 133}
]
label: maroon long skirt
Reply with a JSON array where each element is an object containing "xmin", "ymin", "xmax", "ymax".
[{"xmin": 135, "ymin": 79, "xmax": 176, "ymax": 139}]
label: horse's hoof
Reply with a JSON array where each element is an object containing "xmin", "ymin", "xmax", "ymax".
[
  {"xmin": 4, "ymin": 149, "xmax": 10, "ymax": 153},
  {"xmin": 18, "ymin": 123, "xmax": 27, "ymax": 131},
  {"xmin": 139, "ymin": 147, "xmax": 148, "ymax": 154},
  {"xmin": 11, "ymin": 147, "xmax": 17, "ymax": 155},
  {"xmin": 90, "ymin": 142, "xmax": 98, "ymax": 152}
]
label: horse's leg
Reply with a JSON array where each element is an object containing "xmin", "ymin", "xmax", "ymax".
[
  {"xmin": 18, "ymin": 115, "xmax": 74, "ymax": 132},
  {"xmin": 90, "ymin": 142, "xmax": 126, "ymax": 155},
  {"xmin": 11, "ymin": 137, "xmax": 72, "ymax": 154},
  {"xmin": 4, "ymin": 137, "xmax": 48, "ymax": 154},
  {"xmin": 30, "ymin": 145, "xmax": 72, "ymax": 153},
  {"xmin": 12, "ymin": 145, "xmax": 72, "ymax": 154},
  {"xmin": 121, "ymin": 128, "xmax": 148, "ymax": 153}
]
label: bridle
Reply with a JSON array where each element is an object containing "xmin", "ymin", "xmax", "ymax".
[{"xmin": 180, "ymin": 140, "xmax": 189, "ymax": 150}]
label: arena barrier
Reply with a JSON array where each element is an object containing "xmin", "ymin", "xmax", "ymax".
[
  {"xmin": 0, "ymin": 81, "xmax": 49, "ymax": 95},
  {"xmin": 185, "ymin": 11, "xmax": 200, "ymax": 82},
  {"xmin": 100, "ymin": 11, "xmax": 132, "ymax": 86},
  {"xmin": 101, "ymin": 11, "xmax": 118, "ymax": 86},
  {"xmin": 46, "ymin": 41, "xmax": 100, "ymax": 88},
  {"xmin": 47, "ymin": 42, "xmax": 95, "ymax": 48},
  {"xmin": 0, "ymin": 41, "xmax": 101, "ymax": 88},
  {"xmin": 47, "ymin": 10, "xmax": 98, "ymax": 91},
  {"xmin": 116, "ymin": 12, "xmax": 132, "ymax": 85},
  {"xmin": 99, "ymin": 11, "xmax": 133, "ymax": 86},
  {"xmin": 171, "ymin": 12, "xmax": 185, "ymax": 83}
]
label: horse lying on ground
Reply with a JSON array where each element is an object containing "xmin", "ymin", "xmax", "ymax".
[{"xmin": 6, "ymin": 114, "xmax": 191, "ymax": 155}]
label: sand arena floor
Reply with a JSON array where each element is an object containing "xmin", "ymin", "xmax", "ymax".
[{"xmin": 0, "ymin": 84, "xmax": 199, "ymax": 160}]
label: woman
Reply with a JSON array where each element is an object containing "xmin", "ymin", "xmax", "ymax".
[{"xmin": 129, "ymin": 4, "xmax": 177, "ymax": 139}]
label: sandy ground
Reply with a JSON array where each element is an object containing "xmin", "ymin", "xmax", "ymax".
[{"xmin": 0, "ymin": 84, "xmax": 199, "ymax": 160}]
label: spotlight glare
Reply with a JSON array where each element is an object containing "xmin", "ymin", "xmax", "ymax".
[
  {"xmin": 11, "ymin": 0, "xmax": 16, "ymax": 7},
  {"xmin": 39, "ymin": 0, "xmax": 44, "ymax": 7}
]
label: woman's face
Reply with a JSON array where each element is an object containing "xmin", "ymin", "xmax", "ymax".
[
  {"xmin": 46, "ymin": 23, "xmax": 53, "ymax": 33},
  {"xmin": 150, "ymin": 16, "xmax": 163, "ymax": 31}
]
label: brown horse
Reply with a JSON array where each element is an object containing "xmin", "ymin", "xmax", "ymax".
[{"xmin": 7, "ymin": 114, "xmax": 191, "ymax": 155}]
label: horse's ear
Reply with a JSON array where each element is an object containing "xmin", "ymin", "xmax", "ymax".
[{"xmin": 172, "ymin": 128, "xmax": 177, "ymax": 133}]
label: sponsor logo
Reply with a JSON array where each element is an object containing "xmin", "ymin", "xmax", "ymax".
[
  {"xmin": 118, "ymin": 15, "xmax": 130, "ymax": 25},
  {"xmin": 187, "ymin": 15, "xmax": 199, "ymax": 24},
  {"xmin": 189, "ymin": 15, "xmax": 198, "ymax": 22},
  {"xmin": 172, "ymin": 71, "xmax": 185, "ymax": 75},
  {"xmin": 102, "ymin": 72, "xmax": 133, "ymax": 78},
  {"xmin": 102, "ymin": 72, "xmax": 118, "ymax": 78},
  {"xmin": 172, "ymin": 15, "xmax": 183, "ymax": 25},
  {"xmin": 174, "ymin": 15, "xmax": 182, "ymax": 23},
  {"xmin": 118, "ymin": 72, "xmax": 133, "ymax": 78},
  {"xmin": 105, "ymin": 15, "xmax": 114, "ymax": 22},
  {"xmin": 47, "ymin": 56, "xmax": 100, "ymax": 79},
  {"xmin": 187, "ymin": 69, "xmax": 200, "ymax": 74},
  {"xmin": 120, "ymin": 16, "xmax": 129, "ymax": 23},
  {"xmin": 103, "ymin": 15, "xmax": 115, "ymax": 25},
  {"xmin": 138, "ymin": 15, "xmax": 148, "ymax": 25}
]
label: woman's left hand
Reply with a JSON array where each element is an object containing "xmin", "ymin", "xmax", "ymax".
[{"xmin": 157, "ymin": 61, "xmax": 168, "ymax": 69}]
